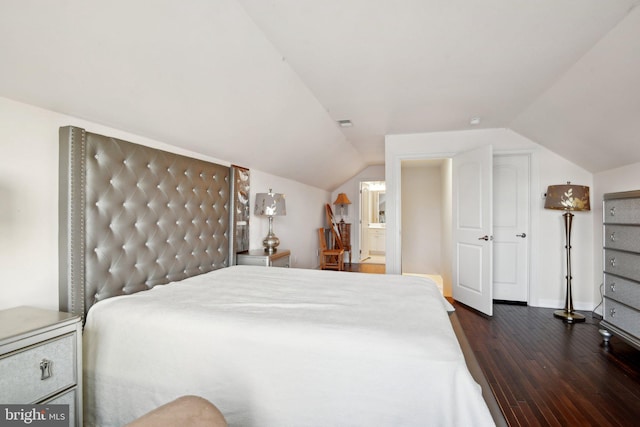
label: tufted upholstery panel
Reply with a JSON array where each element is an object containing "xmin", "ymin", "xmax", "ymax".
[{"xmin": 59, "ymin": 126, "xmax": 230, "ymax": 318}]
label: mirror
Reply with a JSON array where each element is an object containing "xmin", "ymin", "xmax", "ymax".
[
  {"xmin": 362, "ymin": 181, "xmax": 386, "ymax": 225},
  {"xmin": 372, "ymin": 191, "xmax": 386, "ymax": 223}
]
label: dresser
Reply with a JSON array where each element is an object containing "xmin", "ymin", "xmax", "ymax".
[
  {"xmin": 237, "ymin": 249, "xmax": 291, "ymax": 267},
  {"xmin": 600, "ymin": 190, "xmax": 640, "ymax": 350},
  {"xmin": 0, "ymin": 306, "xmax": 82, "ymax": 426},
  {"xmin": 337, "ymin": 222, "xmax": 352, "ymax": 264}
]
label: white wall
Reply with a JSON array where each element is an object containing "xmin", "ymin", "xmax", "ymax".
[
  {"xmin": 249, "ymin": 170, "xmax": 329, "ymax": 269},
  {"xmin": 401, "ymin": 162, "xmax": 442, "ymax": 274},
  {"xmin": 385, "ymin": 128, "xmax": 594, "ymax": 310},
  {"xmin": 0, "ymin": 97, "xmax": 329, "ymax": 311},
  {"xmin": 330, "ymin": 165, "xmax": 385, "ymax": 263},
  {"xmin": 592, "ymin": 162, "xmax": 640, "ymax": 314}
]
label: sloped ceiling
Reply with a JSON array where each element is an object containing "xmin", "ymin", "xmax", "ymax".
[{"xmin": 1, "ymin": 1, "xmax": 639, "ymax": 191}]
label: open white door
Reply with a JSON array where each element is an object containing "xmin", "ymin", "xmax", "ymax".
[{"xmin": 452, "ymin": 145, "xmax": 493, "ymax": 316}]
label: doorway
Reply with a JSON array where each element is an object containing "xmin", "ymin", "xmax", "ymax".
[
  {"xmin": 400, "ymin": 159, "xmax": 450, "ymax": 295},
  {"xmin": 398, "ymin": 153, "xmax": 531, "ymax": 307},
  {"xmin": 359, "ymin": 181, "xmax": 386, "ymax": 264}
]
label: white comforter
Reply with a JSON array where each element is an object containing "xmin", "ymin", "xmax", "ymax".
[{"xmin": 83, "ymin": 265, "xmax": 494, "ymax": 426}]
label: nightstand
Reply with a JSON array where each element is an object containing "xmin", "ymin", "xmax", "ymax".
[
  {"xmin": 237, "ymin": 249, "xmax": 291, "ymax": 267},
  {"xmin": 0, "ymin": 306, "xmax": 82, "ymax": 427}
]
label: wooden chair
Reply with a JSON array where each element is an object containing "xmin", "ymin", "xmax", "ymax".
[{"xmin": 318, "ymin": 228, "xmax": 344, "ymax": 271}]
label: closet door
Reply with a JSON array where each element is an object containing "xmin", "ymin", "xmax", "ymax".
[{"xmin": 493, "ymin": 154, "xmax": 530, "ymax": 302}]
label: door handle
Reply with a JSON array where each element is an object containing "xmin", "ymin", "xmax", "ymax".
[
  {"xmin": 516, "ymin": 233, "xmax": 526, "ymax": 238},
  {"xmin": 478, "ymin": 235, "xmax": 492, "ymax": 241}
]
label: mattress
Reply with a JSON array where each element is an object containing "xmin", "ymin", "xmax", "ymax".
[{"xmin": 83, "ymin": 265, "xmax": 494, "ymax": 426}]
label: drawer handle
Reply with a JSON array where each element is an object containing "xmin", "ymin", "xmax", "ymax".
[
  {"xmin": 610, "ymin": 307, "xmax": 616, "ymax": 318},
  {"xmin": 610, "ymin": 232, "xmax": 616, "ymax": 242},
  {"xmin": 610, "ymin": 257, "xmax": 616, "ymax": 267},
  {"xmin": 40, "ymin": 359, "xmax": 52, "ymax": 380},
  {"xmin": 610, "ymin": 206, "xmax": 616, "ymax": 216},
  {"xmin": 610, "ymin": 282, "xmax": 616, "ymax": 292}
]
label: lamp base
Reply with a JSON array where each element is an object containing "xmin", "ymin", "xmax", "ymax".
[
  {"xmin": 262, "ymin": 233, "xmax": 280, "ymax": 254},
  {"xmin": 553, "ymin": 309, "xmax": 585, "ymax": 323},
  {"xmin": 262, "ymin": 215, "xmax": 280, "ymax": 253}
]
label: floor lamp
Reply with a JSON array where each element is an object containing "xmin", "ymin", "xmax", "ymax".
[{"xmin": 544, "ymin": 182, "xmax": 590, "ymax": 323}]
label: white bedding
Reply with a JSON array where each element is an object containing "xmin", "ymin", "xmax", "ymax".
[{"xmin": 83, "ymin": 265, "xmax": 494, "ymax": 426}]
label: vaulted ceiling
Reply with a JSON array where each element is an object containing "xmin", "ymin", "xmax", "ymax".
[{"xmin": 1, "ymin": 1, "xmax": 639, "ymax": 190}]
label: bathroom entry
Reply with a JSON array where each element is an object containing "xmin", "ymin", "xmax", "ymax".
[{"xmin": 360, "ymin": 181, "xmax": 386, "ymax": 264}]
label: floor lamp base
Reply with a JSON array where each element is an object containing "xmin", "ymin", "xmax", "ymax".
[{"xmin": 553, "ymin": 309, "xmax": 585, "ymax": 323}]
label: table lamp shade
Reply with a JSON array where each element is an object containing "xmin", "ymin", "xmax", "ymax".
[
  {"xmin": 333, "ymin": 193, "xmax": 351, "ymax": 206},
  {"xmin": 255, "ymin": 191, "xmax": 286, "ymax": 216}
]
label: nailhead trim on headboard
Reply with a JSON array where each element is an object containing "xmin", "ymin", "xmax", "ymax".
[{"xmin": 59, "ymin": 126, "xmax": 231, "ymax": 320}]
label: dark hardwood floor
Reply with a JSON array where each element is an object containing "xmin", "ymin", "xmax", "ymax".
[{"xmin": 455, "ymin": 302, "xmax": 640, "ymax": 426}]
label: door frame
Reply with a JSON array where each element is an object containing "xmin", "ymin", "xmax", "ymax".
[
  {"xmin": 386, "ymin": 148, "xmax": 539, "ymax": 305},
  {"xmin": 358, "ymin": 180, "xmax": 386, "ymax": 263}
]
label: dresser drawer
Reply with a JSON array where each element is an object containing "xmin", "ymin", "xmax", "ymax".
[
  {"xmin": 237, "ymin": 255, "xmax": 268, "ymax": 266},
  {"xmin": 237, "ymin": 249, "xmax": 291, "ymax": 267},
  {"xmin": 604, "ymin": 273, "xmax": 640, "ymax": 310},
  {"xmin": 0, "ymin": 333, "xmax": 76, "ymax": 403},
  {"xmin": 604, "ymin": 198, "xmax": 640, "ymax": 224},
  {"xmin": 603, "ymin": 298, "xmax": 640, "ymax": 338},
  {"xmin": 604, "ymin": 249, "xmax": 640, "ymax": 282},
  {"xmin": 604, "ymin": 225, "xmax": 640, "ymax": 252}
]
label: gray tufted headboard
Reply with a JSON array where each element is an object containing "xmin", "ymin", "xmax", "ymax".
[{"xmin": 59, "ymin": 126, "xmax": 232, "ymax": 319}]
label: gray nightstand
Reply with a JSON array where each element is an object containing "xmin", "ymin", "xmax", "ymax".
[
  {"xmin": 237, "ymin": 249, "xmax": 291, "ymax": 267},
  {"xmin": 0, "ymin": 306, "xmax": 82, "ymax": 426}
]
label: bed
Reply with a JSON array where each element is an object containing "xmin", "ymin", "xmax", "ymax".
[{"xmin": 58, "ymin": 126, "xmax": 497, "ymax": 426}]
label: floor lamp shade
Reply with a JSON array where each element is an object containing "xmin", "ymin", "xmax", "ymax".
[
  {"xmin": 255, "ymin": 189, "xmax": 286, "ymax": 253},
  {"xmin": 544, "ymin": 184, "xmax": 590, "ymax": 211},
  {"xmin": 544, "ymin": 183, "xmax": 590, "ymax": 323}
]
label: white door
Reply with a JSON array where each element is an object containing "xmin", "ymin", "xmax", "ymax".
[
  {"xmin": 493, "ymin": 155, "xmax": 530, "ymax": 302},
  {"xmin": 452, "ymin": 145, "xmax": 493, "ymax": 316},
  {"xmin": 359, "ymin": 183, "xmax": 370, "ymax": 261},
  {"xmin": 359, "ymin": 181, "xmax": 371, "ymax": 262}
]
